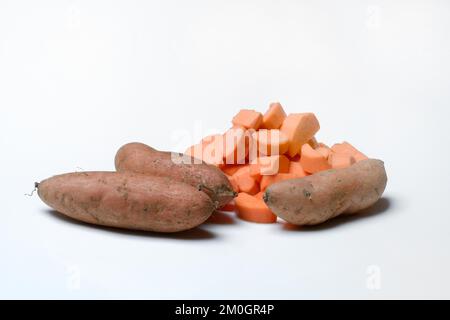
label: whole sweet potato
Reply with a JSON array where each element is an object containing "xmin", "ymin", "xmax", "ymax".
[
  {"xmin": 115, "ymin": 142, "xmax": 236, "ymax": 208},
  {"xmin": 263, "ymin": 159, "xmax": 387, "ymax": 226},
  {"xmin": 37, "ymin": 172, "xmax": 215, "ymax": 233}
]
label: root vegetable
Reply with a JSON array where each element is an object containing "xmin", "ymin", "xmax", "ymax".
[
  {"xmin": 115, "ymin": 142, "xmax": 236, "ymax": 208},
  {"xmin": 263, "ymin": 159, "xmax": 387, "ymax": 226},
  {"xmin": 37, "ymin": 172, "xmax": 215, "ymax": 233}
]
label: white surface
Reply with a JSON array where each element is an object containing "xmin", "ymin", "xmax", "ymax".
[{"xmin": 1, "ymin": 0, "xmax": 450, "ymax": 299}]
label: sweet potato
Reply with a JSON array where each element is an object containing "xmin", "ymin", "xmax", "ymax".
[
  {"xmin": 250, "ymin": 155, "xmax": 290, "ymax": 176},
  {"xmin": 251, "ymin": 129, "xmax": 289, "ymax": 156},
  {"xmin": 221, "ymin": 164, "xmax": 245, "ymax": 176},
  {"xmin": 219, "ymin": 200, "xmax": 236, "ymax": 212},
  {"xmin": 37, "ymin": 172, "xmax": 215, "ymax": 233},
  {"xmin": 223, "ymin": 127, "xmax": 250, "ymax": 165},
  {"xmin": 263, "ymin": 159, "xmax": 387, "ymax": 226},
  {"xmin": 280, "ymin": 113, "xmax": 320, "ymax": 157},
  {"xmin": 288, "ymin": 162, "xmax": 307, "ymax": 178},
  {"xmin": 235, "ymin": 193, "xmax": 277, "ymax": 223},
  {"xmin": 260, "ymin": 173, "xmax": 297, "ymax": 191},
  {"xmin": 328, "ymin": 152, "xmax": 356, "ymax": 169},
  {"xmin": 261, "ymin": 102, "xmax": 287, "ymax": 129},
  {"xmin": 307, "ymin": 137, "xmax": 319, "ymax": 149},
  {"xmin": 115, "ymin": 142, "xmax": 236, "ymax": 208},
  {"xmin": 232, "ymin": 109, "xmax": 263, "ymax": 130},
  {"xmin": 300, "ymin": 143, "xmax": 331, "ymax": 173},
  {"xmin": 331, "ymin": 142, "xmax": 368, "ymax": 162},
  {"xmin": 235, "ymin": 173, "xmax": 260, "ymax": 195}
]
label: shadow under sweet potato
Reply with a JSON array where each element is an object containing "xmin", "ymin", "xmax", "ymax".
[
  {"xmin": 44, "ymin": 209, "xmax": 217, "ymax": 240},
  {"xmin": 282, "ymin": 197, "xmax": 393, "ymax": 231},
  {"xmin": 205, "ymin": 211, "xmax": 236, "ymax": 225}
]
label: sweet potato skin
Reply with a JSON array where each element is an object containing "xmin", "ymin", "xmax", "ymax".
[
  {"xmin": 37, "ymin": 172, "xmax": 214, "ymax": 233},
  {"xmin": 263, "ymin": 159, "xmax": 387, "ymax": 226},
  {"xmin": 114, "ymin": 143, "xmax": 235, "ymax": 207}
]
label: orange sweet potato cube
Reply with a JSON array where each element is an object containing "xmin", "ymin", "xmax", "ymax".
[
  {"xmin": 328, "ymin": 152, "xmax": 356, "ymax": 169},
  {"xmin": 232, "ymin": 109, "xmax": 263, "ymax": 130},
  {"xmin": 250, "ymin": 155, "xmax": 290, "ymax": 176},
  {"xmin": 281, "ymin": 113, "xmax": 320, "ymax": 157},
  {"xmin": 262, "ymin": 102, "xmax": 287, "ymax": 129},
  {"xmin": 300, "ymin": 143, "xmax": 331, "ymax": 174},
  {"xmin": 331, "ymin": 142, "xmax": 368, "ymax": 162}
]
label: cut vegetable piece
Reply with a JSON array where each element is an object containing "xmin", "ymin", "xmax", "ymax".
[
  {"xmin": 328, "ymin": 152, "xmax": 356, "ymax": 169},
  {"xmin": 300, "ymin": 144, "xmax": 331, "ymax": 173},
  {"xmin": 235, "ymin": 193, "xmax": 277, "ymax": 223},
  {"xmin": 232, "ymin": 165, "xmax": 259, "ymax": 195},
  {"xmin": 221, "ymin": 164, "xmax": 245, "ymax": 176},
  {"xmin": 254, "ymin": 191, "xmax": 264, "ymax": 200},
  {"xmin": 223, "ymin": 127, "xmax": 249, "ymax": 165},
  {"xmin": 226, "ymin": 174, "xmax": 240, "ymax": 193},
  {"xmin": 289, "ymin": 161, "xmax": 307, "ymax": 178},
  {"xmin": 262, "ymin": 102, "xmax": 287, "ymax": 129},
  {"xmin": 251, "ymin": 129, "xmax": 289, "ymax": 156},
  {"xmin": 219, "ymin": 200, "xmax": 236, "ymax": 212},
  {"xmin": 281, "ymin": 113, "xmax": 320, "ymax": 157},
  {"xmin": 316, "ymin": 146, "xmax": 331, "ymax": 159},
  {"xmin": 185, "ymin": 135, "xmax": 225, "ymax": 165},
  {"xmin": 202, "ymin": 134, "xmax": 222, "ymax": 146},
  {"xmin": 248, "ymin": 163, "xmax": 262, "ymax": 183},
  {"xmin": 250, "ymin": 155, "xmax": 290, "ymax": 176},
  {"xmin": 308, "ymin": 137, "xmax": 319, "ymax": 149},
  {"xmin": 331, "ymin": 142, "xmax": 368, "ymax": 162},
  {"xmin": 232, "ymin": 164, "xmax": 251, "ymax": 178},
  {"xmin": 289, "ymin": 154, "xmax": 301, "ymax": 162},
  {"xmin": 236, "ymin": 174, "xmax": 260, "ymax": 195},
  {"xmin": 202, "ymin": 135, "xmax": 224, "ymax": 165},
  {"xmin": 232, "ymin": 109, "xmax": 263, "ymax": 130},
  {"xmin": 260, "ymin": 173, "xmax": 297, "ymax": 191},
  {"xmin": 353, "ymin": 153, "xmax": 368, "ymax": 162}
]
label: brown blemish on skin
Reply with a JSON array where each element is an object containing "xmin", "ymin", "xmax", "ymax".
[
  {"xmin": 116, "ymin": 181, "xmax": 130, "ymax": 201},
  {"xmin": 89, "ymin": 195, "xmax": 102, "ymax": 209},
  {"xmin": 303, "ymin": 189, "xmax": 312, "ymax": 199}
]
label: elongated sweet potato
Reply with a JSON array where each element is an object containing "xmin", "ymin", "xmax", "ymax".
[
  {"xmin": 114, "ymin": 143, "xmax": 236, "ymax": 208},
  {"xmin": 37, "ymin": 172, "xmax": 215, "ymax": 233},
  {"xmin": 263, "ymin": 159, "xmax": 387, "ymax": 226}
]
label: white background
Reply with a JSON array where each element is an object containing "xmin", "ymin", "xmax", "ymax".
[{"xmin": 1, "ymin": 0, "xmax": 450, "ymax": 299}]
